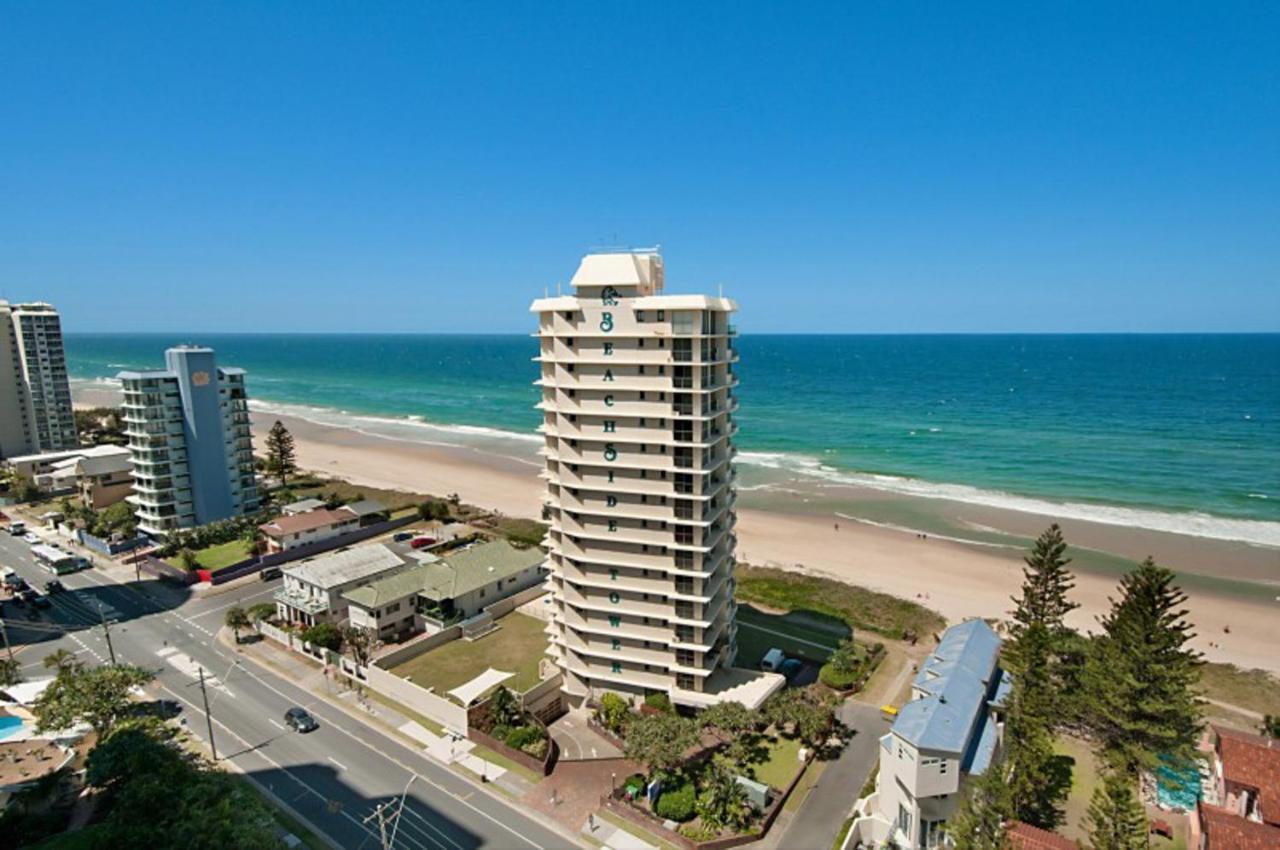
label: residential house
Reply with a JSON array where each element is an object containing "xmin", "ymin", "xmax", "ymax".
[
  {"xmin": 848, "ymin": 619, "xmax": 1011, "ymax": 849},
  {"xmin": 1003, "ymin": 821, "xmax": 1076, "ymax": 850},
  {"xmin": 274, "ymin": 544, "xmax": 408, "ymax": 627},
  {"xmin": 259, "ymin": 507, "xmax": 360, "ymax": 553},
  {"xmin": 341, "ymin": 539, "xmax": 549, "ymax": 641},
  {"xmin": 342, "ymin": 498, "xmax": 388, "ymax": 527},
  {"xmin": 46, "ymin": 446, "xmax": 133, "ymax": 509},
  {"xmin": 1190, "ymin": 725, "xmax": 1280, "ymax": 848},
  {"xmin": 281, "ymin": 497, "xmax": 326, "ymax": 516}
]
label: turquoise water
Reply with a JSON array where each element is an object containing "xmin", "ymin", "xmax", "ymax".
[
  {"xmin": 0, "ymin": 715, "xmax": 26, "ymax": 740},
  {"xmin": 64, "ymin": 333, "xmax": 1280, "ymax": 544}
]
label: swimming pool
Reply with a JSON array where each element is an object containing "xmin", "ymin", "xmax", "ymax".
[{"xmin": 0, "ymin": 715, "xmax": 27, "ymax": 741}]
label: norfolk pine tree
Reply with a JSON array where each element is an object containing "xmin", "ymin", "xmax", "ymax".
[
  {"xmin": 1085, "ymin": 769, "xmax": 1148, "ymax": 850},
  {"xmin": 1084, "ymin": 557, "xmax": 1203, "ymax": 777},
  {"xmin": 948, "ymin": 760, "xmax": 1012, "ymax": 850},
  {"xmin": 265, "ymin": 419, "xmax": 298, "ymax": 486}
]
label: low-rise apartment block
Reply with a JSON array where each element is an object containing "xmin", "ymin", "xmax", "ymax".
[
  {"xmin": 274, "ymin": 544, "xmax": 407, "ymax": 628},
  {"xmin": 117, "ymin": 346, "xmax": 259, "ymax": 537},
  {"xmin": 851, "ymin": 619, "xmax": 1010, "ymax": 849}
]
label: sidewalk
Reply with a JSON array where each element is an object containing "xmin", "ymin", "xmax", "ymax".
[{"xmin": 222, "ymin": 626, "xmax": 531, "ymax": 797}]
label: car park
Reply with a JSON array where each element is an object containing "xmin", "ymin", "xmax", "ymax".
[{"xmin": 284, "ymin": 707, "xmax": 318, "ymax": 733}]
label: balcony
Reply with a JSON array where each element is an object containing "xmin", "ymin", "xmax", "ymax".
[{"xmin": 273, "ymin": 588, "xmax": 329, "ymax": 616}]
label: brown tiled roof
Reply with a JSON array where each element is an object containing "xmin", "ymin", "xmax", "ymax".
[
  {"xmin": 1004, "ymin": 821, "xmax": 1077, "ymax": 850},
  {"xmin": 1201, "ymin": 804, "xmax": 1280, "ymax": 849},
  {"xmin": 259, "ymin": 507, "xmax": 357, "ymax": 538},
  {"xmin": 1215, "ymin": 724, "xmax": 1280, "ymax": 825}
]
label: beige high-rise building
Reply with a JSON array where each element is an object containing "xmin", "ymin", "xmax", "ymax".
[
  {"xmin": 0, "ymin": 301, "xmax": 78, "ymax": 460},
  {"xmin": 532, "ymin": 251, "xmax": 783, "ymax": 710}
]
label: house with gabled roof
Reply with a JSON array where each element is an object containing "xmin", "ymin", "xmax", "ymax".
[{"xmin": 847, "ymin": 618, "xmax": 1011, "ymax": 849}]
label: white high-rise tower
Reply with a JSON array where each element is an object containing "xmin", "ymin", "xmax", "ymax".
[{"xmin": 531, "ymin": 251, "xmax": 782, "ymax": 709}]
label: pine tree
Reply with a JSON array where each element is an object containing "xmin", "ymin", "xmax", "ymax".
[
  {"xmin": 264, "ymin": 420, "xmax": 298, "ymax": 487},
  {"xmin": 948, "ymin": 762, "xmax": 1012, "ymax": 850},
  {"xmin": 1004, "ymin": 690, "xmax": 1068, "ymax": 830},
  {"xmin": 1085, "ymin": 557, "xmax": 1203, "ymax": 776},
  {"xmin": 1007, "ymin": 524, "xmax": 1078, "ymax": 670},
  {"xmin": 1086, "ymin": 770, "xmax": 1149, "ymax": 850}
]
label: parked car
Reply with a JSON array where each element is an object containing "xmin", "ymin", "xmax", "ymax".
[
  {"xmin": 7, "ymin": 521, "xmax": 26, "ymax": 536},
  {"xmin": 409, "ymin": 536, "xmax": 436, "ymax": 550},
  {"xmin": 284, "ymin": 707, "xmax": 318, "ymax": 733},
  {"xmin": 32, "ymin": 593, "xmax": 51, "ymax": 610},
  {"xmin": 392, "ymin": 531, "xmax": 416, "ymax": 543},
  {"xmin": 22, "ymin": 533, "xmax": 40, "ymax": 545},
  {"xmin": 779, "ymin": 658, "xmax": 804, "ymax": 681},
  {"xmin": 259, "ymin": 566, "xmax": 282, "ymax": 581},
  {"xmin": 44, "ymin": 580, "xmax": 65, "ymax": 594}
]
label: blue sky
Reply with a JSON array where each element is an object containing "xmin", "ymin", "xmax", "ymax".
[{"xmin": 2, "ymin": 3, "xmax": 1277, "ymax": 333}]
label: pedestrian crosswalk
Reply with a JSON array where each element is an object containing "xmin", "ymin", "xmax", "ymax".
[{"xmin": 156, "ymin": 646, "xmax": 234, "ymax": 697}]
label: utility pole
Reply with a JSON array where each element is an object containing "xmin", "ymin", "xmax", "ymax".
[
  {"xmin": 0, "ymin": 618, "xmax": 13, "ymax": 662},
  {"xmin": 198, "ymin": 667, "xmax": 218, "ymax": 761},
  {"xmin": 97, "ymin": 602, "xmax": 116, "ymax": 665},
  {"xmin": 364, "ymin": 776, "xmax": 413, "ymax": 850}
]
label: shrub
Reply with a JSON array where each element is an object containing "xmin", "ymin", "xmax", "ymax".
[
  {"xmin": 819, "ymin": 662, "xmax": 861, "ymax": 691},
  {"xmin": 644, "ymin": 692, "xmax": 673, "ymax": 713},
  {"xmin": 654, "ymin": 777, "xmax": 696, "ymax": 822},
  {"xmin": 491, "ymin": 725, "xmax": 512, "ymax": 742},
  {"xmin": 520, "ymin": 736, "xmax": 548, "ymax": 759},
  {"xmin": 598, "ymin": 692, "xmax": 630, "ymax": 733},
  {"xmin": 300, "ymin": 623, "xmax": 342, "ymax": 651},
  {"xmin": 505, "ymin": 725, "xmax": 544, "ymax": 750}
]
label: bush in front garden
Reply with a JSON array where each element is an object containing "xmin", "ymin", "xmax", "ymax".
[
  {"xmin": 819, "ymin": 661, "xmax": 861, "ymax": 690},
  {"xmin": 644, "ymin": 692, "xmax": 672, "ymax": 713},
  {"xmin": 654, "ymin": 777, "xmax": 696, "ymax": 822},
  {"xmin": 598, "ymin": 692, "xmax": 630, "ymax": 733},
  {"xmin": 300, "ymin": 622, "xmax": 342, "ymax": 651}
]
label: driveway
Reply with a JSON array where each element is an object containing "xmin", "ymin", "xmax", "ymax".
[
  {"xmin": 775, "ymin": 701, "xmax": 889, "ymax": 850},
  {"xmin": 549, "ymin": 707, "xmax": 623, "ymax": 761}
]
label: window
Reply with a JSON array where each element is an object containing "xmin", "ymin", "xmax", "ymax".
[
  {"xmin": 897, "ymin": 805, "xmax": 912, "ymax": 837},
  {"xmin": 939, "ymin": 760, "xmax": 949, "ymax": 775}
]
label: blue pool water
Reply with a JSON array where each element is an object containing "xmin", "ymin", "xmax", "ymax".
[
  {"xmin": 1155, "ymin": 755, "xmax": 1202, "ymax": 811},
  {"xmin": 0, "ymin": 715, "xmax": 27, "ymax": 741}
]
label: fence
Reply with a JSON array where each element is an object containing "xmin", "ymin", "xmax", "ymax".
[
  {"xmin": 478, "ymin": 583, "xmax": 547, "ymax": 619},
  {"xmin": 76, "ymin": 529, "xmax": 150, "ymax": 556},
  {"xmin": 373, "ymin": 625, "xmax": 463, "ymax": 669},
  {"xmin": 362, "ymin": 664, "xmax": 470, "ymax": 734},
  {"xmin": 139, "ymin": 555, "xmax": 197, "ymax": 586}
]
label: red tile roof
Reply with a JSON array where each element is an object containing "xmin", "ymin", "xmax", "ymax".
[
  {"xmin": 1005, "ymin": 821, "xmax": 1077, "ymax": 850},
  {"xmin": 259, "ymin": 507, "xmax": 357, "ymax": 538},
  {"xmin": 1201, "ymin": 804, "xmax": 1280, "ymax": 850},
  {"xmin": 1215, "ymin": 724, "xmax": 1280, "ymax": 826}
]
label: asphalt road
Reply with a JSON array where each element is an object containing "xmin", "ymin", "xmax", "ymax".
[{"xmin": 0, "ymin": 531, "xmax": 573, "ymax": 850}]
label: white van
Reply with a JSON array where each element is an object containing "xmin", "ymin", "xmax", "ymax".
[
  {"xmin": 7, "ymin": 521, "xmax": 26, "ymax": 536},
  {"xmin": 760, "ymin": 647, "xmax": 786, "ymax": 672}
]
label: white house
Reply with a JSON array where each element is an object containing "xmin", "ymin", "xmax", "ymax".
[
  {"xmin": 273, "ymin": 544, "xmax": 409, "ymax": 627},
  {"xmin": 848, "ymin": 619, "xmax": 1010, "ymax": 849}
]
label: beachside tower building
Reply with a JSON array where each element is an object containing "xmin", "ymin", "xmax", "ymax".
[
  {"xmin": 117, "ymin": 346, "xmax": 259, "ymax": 537},
  {"xmin": 532, "ymin": 250, "xmax": 782, "ymax": 710},
  {"xmin": 0, "ymin": 300, "xmax": 78, "ymax": 459}
]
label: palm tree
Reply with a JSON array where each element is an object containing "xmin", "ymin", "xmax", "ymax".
[
  {"xmin": 225, "ymin": 606, "xmax": 251, "ymax": 644},
  {"xmin": 43, "ymin": 649, "xmax": 81, "ymax": 676}
]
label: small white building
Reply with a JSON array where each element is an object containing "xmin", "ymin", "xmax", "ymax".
[
  {"xmin": 274, "ymin": 544, "xmax": 408, "ymax": 627},
  {"xmin": 849, "ymin": 619, "xmax": 1010, "ymax": 849}
]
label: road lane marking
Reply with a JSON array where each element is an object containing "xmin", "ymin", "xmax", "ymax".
[
  {"xmin": 326, "ymin": 756, "xmax": 348, "ymax": 771},
  {"xmin": 268, "ymin": 718, "xmax": 285, "ymax": 730}
]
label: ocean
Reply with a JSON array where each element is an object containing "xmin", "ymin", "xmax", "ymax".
[{"xmin": 65, "ymin": 333, "xmax": 1280, "ymax": 547}]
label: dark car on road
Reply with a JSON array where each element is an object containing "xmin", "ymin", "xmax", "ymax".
[
  {"xmin": 32, "ymin": 593, "xmax": 52, "ymax": 610},
  {"xmin": 44, "ymin": 580, "xmax": 65, "ymax": 594},
  {"xmin": 284, "ymin": 707, "xmax": 318, "ymax": 733}
]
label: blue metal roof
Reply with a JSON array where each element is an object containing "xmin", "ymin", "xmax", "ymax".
[
  {"xmin": 893, "ymin": 619, "xmax": 1004, "ymax": 755},
  {"xmin": 962, "ymin": 711, "xmax": 1000, "ymax": 775}
]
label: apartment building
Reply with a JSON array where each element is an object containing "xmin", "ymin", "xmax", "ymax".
[
  {"xmin": 117, "ymin": 346, "xmax": 259, "ymax": 537},
  {"xmin": 0, "ymin": 301, "xmax": 78, "ymax": 459},
  {"xmin": 849, "ymin": 619, "xmax": 1011, "ymax": 849},
  {"xmin": 531, "ymin": 251, "xmax": 781, "ymax": 711}
]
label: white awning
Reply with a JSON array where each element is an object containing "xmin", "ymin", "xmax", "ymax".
[{"xmin": 447, "ymin": 668, "xmax": 513, "ymax": 706}]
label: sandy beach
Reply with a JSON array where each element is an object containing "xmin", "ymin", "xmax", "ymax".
[{"xmin": 251, "ymin": 408, "xmax": 1280, "ymax": 674}]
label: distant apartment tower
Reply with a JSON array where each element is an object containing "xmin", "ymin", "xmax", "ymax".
[
  {"xmin": 0, "ymin": 300, "xmax": 78, "ymax": 459},
  {"xmin": 532, "ymin": 251, "xmax": 778, "ymax": 710},
  {"xmin": 117, "ymin": 346, "xmax": 259, "ymax": 537}
]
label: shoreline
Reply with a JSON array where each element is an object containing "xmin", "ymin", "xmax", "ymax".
[
  {"xmin": 72, "ymin": 384, "xmax": 1280, "ymax": 672},
  {"xmin": 255, "ymin": 408, "xmax": 1280, "ymax": 674}
]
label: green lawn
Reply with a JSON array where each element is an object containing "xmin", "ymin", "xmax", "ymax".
[
  {"xmin": 735, "ymin": 565, "xmax": 945, "ymax": 640},
  {"xmin": 166, "ymin": 539, "xmax": 253, "ymax": 571},
  {"xmin": 735, "ymin": 604, "xmax": 847, "ymax": 666},
  {"xmin": 1054, "ymin": 734, "xmax": 1099, "ymax": 842},
  {"xmin": 389, "ymin": 612, "xmax": 549, "ymax": 700},
  {"xmin": 744, "ymin": 734, "xmax": 805, "ymax": 790}
]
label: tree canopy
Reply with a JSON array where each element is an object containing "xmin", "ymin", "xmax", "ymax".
[
  {"xmin": 33, "ymin": 664, "xmax": 154, "ymax": 736},
  {"xmin": 623, "ymin": 712, "xmax": 698, "ymax": 781},
  {"xmin": 264, "ymin": 420, "xmax": 298, "ymax": 486}
]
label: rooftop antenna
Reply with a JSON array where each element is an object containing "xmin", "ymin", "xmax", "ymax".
[
  {"xmin": 543, "ymin": 284, "xmax": 549, "ymax": 298},
  {"xmin": 556, "ymin": 281, "xmax": 562, "ymax": 296},
  {"xmin": 718, "ymin": 282, "xmax": 724, "ymax": 298}
]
